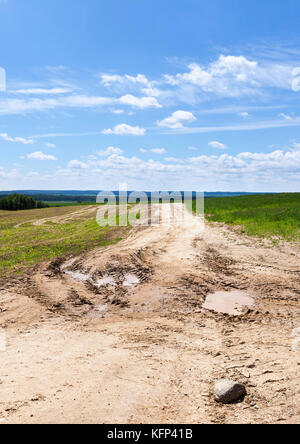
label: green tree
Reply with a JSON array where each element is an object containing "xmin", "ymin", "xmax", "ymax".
[{"xmin": 0, "ymin": 193, "xmax": 49, "ymax": 211}]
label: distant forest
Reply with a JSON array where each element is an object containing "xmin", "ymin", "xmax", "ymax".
[
  {"xmin": 0, "ymin": 193, "xmax": 97, "ymax": 203},
  {"xmin": 0, "ymin": 191, "xmax": 260, "ymax": 203},
  {"xmin": 0, "ymin": 193, "xmax": 49, "ymax": 211}
]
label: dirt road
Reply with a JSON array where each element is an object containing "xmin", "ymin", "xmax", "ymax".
[
  {"xmin": 0, "ymin": 204, "xmax": 299, "ymax": 424},
  {"xmin": 14, "ymin": 205, "xmax": 98, "ymax": 228}
]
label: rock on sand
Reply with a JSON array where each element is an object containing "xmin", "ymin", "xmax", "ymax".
[{"xmin": 214, "ymin": 379, "xmax": 247, "ymax": 404}]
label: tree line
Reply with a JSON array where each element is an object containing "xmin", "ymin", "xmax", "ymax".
[
  {"xmin": 0, "ymin": 194, "xmax": 97, "ymax": 203},
  {"xmin": 0, "ymin": 193, "xmax": 49, "ymax": 211}
]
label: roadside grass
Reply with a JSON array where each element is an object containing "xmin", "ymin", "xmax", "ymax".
[
  {"xmin": 0, "ymin": 205, "xmax": 129, "ymax": 276},
  {"xmin": 199, "ymin": 193, "xmax": 300, "ymax": 241}
]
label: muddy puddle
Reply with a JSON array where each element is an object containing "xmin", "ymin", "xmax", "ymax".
[
  {"xmin": 203, "ymin": 290, "xmax": 255, "ymax": 316},
  {"xmin": 94, "ymin": 304, "xmax": 108, "ymax": 313},
  {"xmin": 123, "ymin": 274, "xmax": 140, "ymax": 287},
  {"xmin": 61, "ymin": 259, "xmax": 141, "ymax": 289},
  {"xmin": 64, "ymin": 270, "xmax": 90, "ymax": 282},
  {"xmin": 95, "ymin": 275, "xmax": 117, "ymax": 287}
]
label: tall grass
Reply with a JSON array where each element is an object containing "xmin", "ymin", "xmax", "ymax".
[{"xmin": 200, "ymin": 193, "xmax": 300, "ymax": 241}]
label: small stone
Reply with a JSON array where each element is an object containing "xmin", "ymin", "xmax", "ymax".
[
  {"xmin": 214, "ymin": 379, "xmax": 247, "ymax": 404},
  {"xmin": 240, "ymin": 370, "xmax": 251, "ymax": 379}
]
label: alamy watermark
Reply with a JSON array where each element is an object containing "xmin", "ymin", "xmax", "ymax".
[
  {"xmin": 0, "ymin": 66, "xmax": 6, "ymax": 92},
  {"xmin": 96, "ymin": 185, "xmax": 204, "ymax": 228}
]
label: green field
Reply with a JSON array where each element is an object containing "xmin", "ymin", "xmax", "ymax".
[
  {"xmin": 201, "ymin": 193, "xmax": 300, "ymax": 241},
  {"xmin": 0, "ymin": 205, "xmax": 128, "ymax": 276}
]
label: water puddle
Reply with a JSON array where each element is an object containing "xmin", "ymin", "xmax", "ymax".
[
  {"xmin": 61, "ymin": 258, "xmax": 76, "ymax": 271},
  {"xmin": 95, "ymin": 275, "xmax": 117, "ymax": 287},
  {"xmin": 203, "ymin": 290, "xmax": 255, "ymax": 316},
  {"xmin": 94, "ymin": 304, "xmax": 108, "ymax": 313},
  {"xmin": 64, "ymin": 270, "xmax": 91, "ymax": 282},
  {"xmin": 123, "ymin": 274, "xmax": 140, "ymax": 287},
  {"xmin": 62, "ymin": 263, "xmax": 140, "ymax": 290}
]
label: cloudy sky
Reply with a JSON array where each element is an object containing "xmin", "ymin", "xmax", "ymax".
[{"xmin": 1, "ymin": 0, "xmax": 300, "ymax": 191}]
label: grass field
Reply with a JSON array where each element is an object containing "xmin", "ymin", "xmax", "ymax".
[
  {"xmin": 0, "ymin": 205, "xmax": 129, "ymax": 276},
  {"xmin": 202, "ymin": 193, "xmax": 300, "ymax": 241}
]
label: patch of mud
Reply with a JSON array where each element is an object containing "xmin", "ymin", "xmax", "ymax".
[
  {"xmin": 60, "ymin": 250, "xmax": 150, "ymax": 294},
  {"xmin": 203, "ymin": 290, "xmax": 255, "ymax": 316}
]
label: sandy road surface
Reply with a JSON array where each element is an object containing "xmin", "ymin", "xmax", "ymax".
[{"xmin": 0, "ymin": 204, "xmax": 299, "ymax": 424}]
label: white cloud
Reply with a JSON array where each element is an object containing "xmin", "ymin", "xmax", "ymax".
[
  {"xmin": 47, "ymin": 146, "xmax": 300, "ymax": 192},
  {"xmin": 188, "ymin": 146, "xmax": 198, "ymax": 151},
  {"xmin": 292, "ymin": 67, "xmax": 300, "ymax": 92},
  {"xmin": 140, "ymin": 148, "xmax": 147, "ymax": 153},
  {"xmin": 125, "ymin": 74, "xmax": 150, "ymax": 85},
  {"xmin": 63, "ymin": 95, "xmax": 114, "ymax": 107},
  {"xmin": 119, "ymin": 94, "xmax": 162, "ymax": 109},
  {"xmin": 110, "ymin": 108, "xmax": 125, "ymax": 114},
  {"xmin": 157, "ymin": 110, "xmax": 196, "ymax": 129},
  {"xmin": 164, "ymin": 157, "xmax": 184, "ymax": 163},
  {"xmin": 279, "ymin": 113, "xmax": 293, "ymax": 120},
  {"xmin": 151, "ymin": 148, "xmax": 167, "ymax": 155},
  {"xmin": 67, "ymin": 160, "xmax": 89, "ymax": 169},
  {"xmin": 0, "ymin": 66, "xmax": 6, "ymax": 92},
  {"xmin": 15, "ymin": 88, "xmax": 72, "ymax": 95},
  {"xmin": 209, "ymin": 141, "xmax": 228, "ymax": 150},
  {"xmin": 5, "ymin": 143, "xmax": 300, "ymax": 191},
  {"xmin": 159, "ymin": 117, "xmax": 300, "ymax": 134},
  {"xmin": 0, "ymin": 93, "xmax": 160, "ymax": 115},
  {"xmin": 101, "ymin": 72, "xmax": 164, "ymax": 100},
  {"xmin": 0, "ymin": 95, "xmax": 114, "ymax": 115},
  {"xmin": 0, "ymin": 132, "xmax": 35, "ymax": 145},
  {"xmin": 97, "ymin": 146, "xmax": 124, "ymax": 156},
  {"xmin": 45, "ymin": 65, "xmax": 67, "ymax": 73},
  {"xmin": 27, "ymin": 151, "xmax": 57, "ymax": 161},
  {"xmin": 45, "ymin": 143, "xmax": 56, "ymax": 148},
  {"xmin": 102, "ymin": 124, "xmax": 146, "ymax": 136},
  {"xmin": 101, "ymin": 74, "xmax": 124, "ymax": 86},
  {"xmin": 240, "ymin": 112, "xmax": 250, "ymax": 118},
  {"xmin": 101, "ymin": 73, "xmax": 151, "ymax": 87},
  {"xmin": 141, "ymin": 87, "xmax": 162, "ymax": 97},
  {"xmin": 164, "ymin": 54, "xmax": 295, "ymax": 97},
  {"xmin": 165, "ymin": 56, "xmax": 258, "ymax": 93}
]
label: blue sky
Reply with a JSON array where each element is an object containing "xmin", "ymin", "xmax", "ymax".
[{"xmin": 1, "ymin": 0, "xmax": 300, "ymax": 191}]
